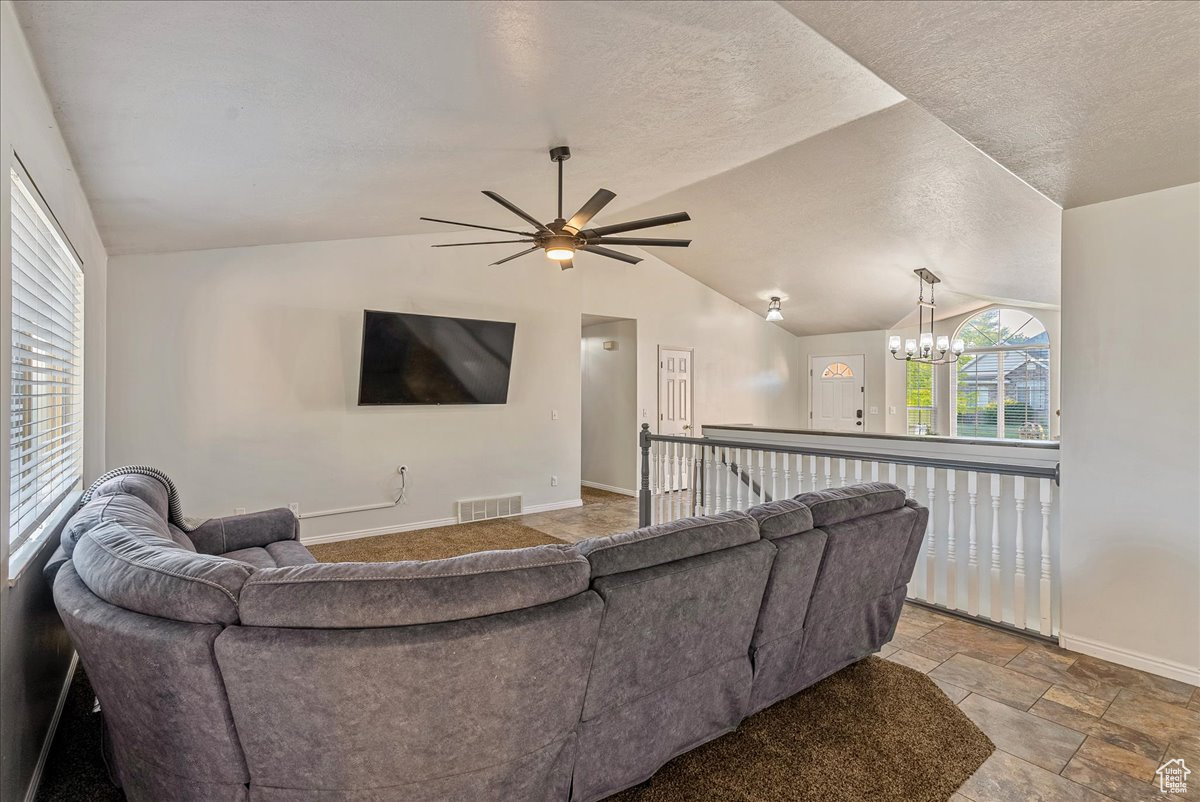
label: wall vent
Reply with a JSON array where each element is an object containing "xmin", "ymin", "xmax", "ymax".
[{"xmin": 457, "ymin": 494, "xmax": 523, "ymax": 523}]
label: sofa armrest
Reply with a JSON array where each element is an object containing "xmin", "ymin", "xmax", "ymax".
[{"xmin": 188, "ymin": 508, "xmax": 299, "ymax": 555}]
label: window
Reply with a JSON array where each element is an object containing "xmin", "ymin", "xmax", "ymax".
[
  {"xmin": 954, "ymin": 308, "xmax": 1050, "ymax": 440},
  {"xmin": 821, "ymin": 362, "xmax": 854, "ymax": 378},
  {"xmin": 905, "ymin": 360, "xmax": 935, "ymax": 435},
  {"xmin": 9, "ymin": 165, "xmax": 84, "ymax": 552}
]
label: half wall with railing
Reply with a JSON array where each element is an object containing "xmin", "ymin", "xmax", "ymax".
[{"xmin": 638, "ymin": 423, "xmax": 1061, "ymax": 638}]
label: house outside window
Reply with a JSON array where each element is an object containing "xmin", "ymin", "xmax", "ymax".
[
  {"xmin": 954, "ymin": 308, "xmax": 1050, "ymax": 440},
  {"xmin": 905, "ymin": 360, "xmax": 935, "ymax": 435},
  {"xmin": 9, "ymin": 164, "xmax": 85, "ymax": 555}
]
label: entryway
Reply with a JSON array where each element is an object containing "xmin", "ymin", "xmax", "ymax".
[
  {"xmin": 810, "ymin": 354, "xmax": 865, "ymax": 432},
  {"xmin": 581, "ymin": 315, "xmax": 638, "ymax": 496}
]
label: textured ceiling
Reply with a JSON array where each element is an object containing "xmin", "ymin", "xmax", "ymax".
[
  {"xmin": 616, "ymin": 101, "xmax": 1061, "ymax": 336},
  {"xmin": 13, "ymin": 0, "xmax": 901, "ymax": 255},
  {"xmin": 782, "ymin": 0, "xmax": 1200, "ymax": 209}
]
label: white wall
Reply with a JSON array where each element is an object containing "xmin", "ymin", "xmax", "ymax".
[
  {"xmin": 107, "ymin": 235, "xmax": 801, "ymax": 539},
  {"xmin": 1060, "ymin": 183, "xmax": 1200, "ymax": 683},
  {"xmin": 0, "ymin": 3, "xmax": 109, "ymax": 800},
  {"xmin": 793, "ymin": 329, "xmax": 887, "ymax": 432},
  {"xmin": 581, "ymin": 319, "xmax": 637, "ymax": 493}
]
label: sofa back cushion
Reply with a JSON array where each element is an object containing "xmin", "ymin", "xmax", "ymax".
[
  {"xmin": 62, "ymin": 492, "xmax": 193, "ymax": 556},
  {"xmin": 578, "ymin": 510, "xmax": 758, "ymax": 576},
  {"xmin": 748, "ymin": 498, "xmax": 815, "ymax": 540},
  {"xmin": 237, "ymin": 543, "xmax": 590, "ymax": 628},
  {"xmin": 794, "ymin": 482, "xmax": 907, "ymax": 527},
  {"xmin": 215, "ymin": 592, "xmax": 603, "ymax": 800},
  {"xmin": 91, "ymin": 473, "xmax": 172, "ymax": 520},
  {"xmin": 72, "ymin": 521, "xmax": 251, "ymax": 624}
]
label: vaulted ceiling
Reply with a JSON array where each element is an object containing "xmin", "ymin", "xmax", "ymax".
[{"xmin": 12, "ymin": 0, "xmax": 1197, "ymax": 335}]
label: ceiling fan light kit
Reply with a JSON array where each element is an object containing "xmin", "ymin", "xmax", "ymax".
[
  {"xmin": 422, "ymin": 147, "xmax": 692, "ymax": 270},
  {"xmin": 889, "ymin": 268, "xmax": 965, "ymax": 365}
]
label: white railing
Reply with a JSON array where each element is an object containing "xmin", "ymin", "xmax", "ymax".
[{"xmin": 638, "ymin": 424, "xmax": 1061, "ymax": 638}]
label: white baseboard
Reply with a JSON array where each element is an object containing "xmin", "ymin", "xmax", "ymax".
[
  {"xmin": 581, "ymin": 481, "xmax": 637, "ymax": 497},
  {"xmin": 1059, "ymin": 632, "xmax": 1200, "ymax": 686},
  {"xmin": 25, "ymin": 652, "xmax": 78, "ymax": 802},
  {"xmin": 299, "ymin": 498, "xmax": 583, "ymax": 546}
]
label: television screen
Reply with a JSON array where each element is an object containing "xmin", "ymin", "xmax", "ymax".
[{"xmin": 358, "ymin": 310, "xmax": 516, "ymax": 405}]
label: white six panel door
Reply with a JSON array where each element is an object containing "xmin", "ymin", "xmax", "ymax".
[
  {"xmin": 658, "ymin": 347, "xmax": 693, "ymax": 490},
  {"xmin": 811, "ymin": 354, "xmax": 865, "ymax": 432}
]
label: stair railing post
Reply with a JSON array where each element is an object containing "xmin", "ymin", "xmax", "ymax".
[{"xmin": 639, "ymin": 423, "xmax": 652, "ymax": 527}]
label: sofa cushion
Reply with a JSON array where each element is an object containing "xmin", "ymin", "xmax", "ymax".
[
  {"xmin": 237, "ymin": 543, "xmax": 589, "ymax": 628},
  {"xmin": 92, "ymin": 474, "xmax": 171, "ymax": 521},
  {"xmin": 577, "ymin": 511, "xmax": 759, "ymax": 578},
  {"xmin": 222, "ymin": 540, "xmax": 317, "ymax": 570},
  {"xmin": 61, "ymin": 493, "xmax": 188, "ymax": 556},
  {"xmin": 793, "ymin": 482, "xmax": 907, "ymax": 527},
  {"xmin": 72, "ymin": 520, "xmax": 252, "ymax": 624},
  {"xmin": 747, "ymin": 498, "xmax": 814, "ymax": 540}
]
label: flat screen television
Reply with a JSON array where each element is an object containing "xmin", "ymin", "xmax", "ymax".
[{"xmin": 358, "ymin": 310, "xmax": 516, "ymax": 405}]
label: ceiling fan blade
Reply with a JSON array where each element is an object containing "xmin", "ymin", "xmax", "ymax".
[
  {"xmin": 481, "ymin": 191, "xmax": 551, "ymax": 233},
  {"xmin": 419, "ymin": 216, "xmax": 533, "ymax": 237},
  {"xmin": 589, "ymin": 237, "xmax": 690, "ymax": 247},
  {"xmin": 559, "ymin": 258, "xmax": 574, "ymax": 271},
  {"xmin": 564, "ymin": 189, "xmax": 617, "ymax": 233},
  {"xmin": 581, "ymin": 211, "xmax": 690, "ymax": 238},
  {"xmin": 431, "ymin": 240, "xmax": 534, "ymax": 247},
  {"xmin": 579, "ymin": 245, "xmax": 642, "ymax": 265},
  {"xmin": 489, "ymin": 246, "xmax": 541, "ymax": 266}
]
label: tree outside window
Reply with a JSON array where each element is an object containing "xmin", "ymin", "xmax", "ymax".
[{"xmin": 954, "ymin": 309, "xmax": 1050, "ymax": 440}]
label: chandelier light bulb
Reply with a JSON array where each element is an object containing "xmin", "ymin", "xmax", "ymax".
[
  {"xmin": 919, "ymin": 332, "xmax": 933, "ymax": 354},
  {"xmin": 936, "ymin": 335, "xmax": 950, "ymax": 353},
  {"xmin": 904, "ymin": 338, "xmax": 917, "ymax": 355},
  {"xmin": 888, "ymin": 336, "xmax": 901, "ymax": 353},
  {"xmin": 952, "ymin": 338, "xmax": 965, "ymax": 355}
]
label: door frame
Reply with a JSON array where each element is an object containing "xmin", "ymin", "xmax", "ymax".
[
  {"xmin": 657, "ymin": 345, "xmax": 695, "ymax": 436},
  {"xmin": 809, "ymin": 353, "xmax": 868, "ymax": 432}
]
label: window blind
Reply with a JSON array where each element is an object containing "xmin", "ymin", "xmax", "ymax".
[
  {"xmin": 905, "ymin": 359, "xmax": 936, "ymax": 436},
  {"xmin": 9, "ymin": 166, "xmax": 84, "ymax": 550}
]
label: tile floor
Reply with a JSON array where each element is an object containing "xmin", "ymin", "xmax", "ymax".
[{"xmin": 524, "ymin": 487, "xmax": 1200, "ymax": 802}]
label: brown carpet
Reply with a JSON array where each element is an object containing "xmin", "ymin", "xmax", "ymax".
[
  {"xmin": 309, "ymin": 518, "xmax": 568, "ymax": 562},
  {"xmin": 605, "ymin": 657, "xmax": 993, "ymax": 802}
]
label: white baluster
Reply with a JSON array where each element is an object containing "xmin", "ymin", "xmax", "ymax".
[
  {"xmin": 967, "ymin": 472, "xmax": 980, "ymax": 616},
  {"xmin": 809, "ymin": 455, "xmax": 818, "ymax": 494},
  {"xmin": 659, "ymin": 444, "xmax": 668, "ymax": 523},
  {"xmin": 839, "ymin": 458, "xmax": 848, "ymax": 487},
  {"xmin": 691, "ymin": 443, "xmax": 701, "ymax": 516},
  {"xmin": 1013, "ymin": 476, "xmax": 1027, "ymax": 630},
  {"xmin": 771, "ymin": 452, "xmax": 779, "ymax": 502},
  {"xmin": 824, "ymin": 457, "xmax": 833, "ymax": 489},
  {"xmin": 703, "ymin": 446, "xmax": 713, "ymax": 515},
  {"xmin": 871, "ymin": 461, "xmax": 880, "ymax": 482},
  {"xmin": 906, "ymin": 465, "xmax": 916, "ymax": 500},
  {"xmin": 1039, "ymin": 477, "xmax": 1053, "ymax": 636},
  {"xmin": 651, "ymin": 442, "xmax": 659, "ymax": 525},
  {"xmin": 718, "ymin": 448, "xmax": 728, "ymax": 513},
  {"xmin": 758, "ymin": 450, "xmax": 767, "ymax": 505},
  {"xmin": 782, "ymin": 453, "xmax": 792, "ymax": 498},
  {"xmin": 854, "ymin": 460, "xmax": 863, "ymax": 485},
  {"xmin": 888, "ymin": 463, "xmax": 897, "ymax": 486},
  {"xmin": 926, "ymin": 467, "xmax": 937, "ymax": 605},
  {"xmin": 945, "ymin": 470, "xmax": 958, "ymax": 611},
  {"xmin": 989, "ymin": 474, "xmax": 1002, "ymax": 622},
  {"xmin": 729, "ymin": 449, "xmax": 739, "ymax": 511}
]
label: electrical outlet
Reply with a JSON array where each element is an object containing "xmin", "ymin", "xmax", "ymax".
[
  {"xmin": 234, "ymin": 507, "xmax": 246, "ymax": 515},
  {"xmin": 888, "ymin": 406, "xmax": 897, "ymax": 415},
  {"xmin": 550, "ymin": 475, "xmax": 559, "ymax": 487},
  {"xmin": 869, "ymin": 406, "xmax": 879, "ymax": 415},
  {"xmin": 288, "ymin": 502, "xmax": 300, "ymax": 516}
]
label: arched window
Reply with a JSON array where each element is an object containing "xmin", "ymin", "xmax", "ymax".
[
  {"xmin": 821, "ymin": 362, "xmax": 854, "ymax": 378},
  {"xmin": 954, "ymin": 309, "xmax": 1051, "ymax": 440}
]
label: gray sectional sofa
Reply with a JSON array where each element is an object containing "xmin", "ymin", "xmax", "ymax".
[{"xmin": 46, "ymin": 472, "xmax": 928, "ymax": 802}]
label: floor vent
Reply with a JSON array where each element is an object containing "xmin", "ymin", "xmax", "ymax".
[{"xmin": 457, "ymin": 494, "xmax": 523, "ymax": 523}]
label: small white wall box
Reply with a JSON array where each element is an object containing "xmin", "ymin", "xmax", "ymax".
[{"xmin": 603, "ymin": 341, "xmax": 619, "ymax": 351}]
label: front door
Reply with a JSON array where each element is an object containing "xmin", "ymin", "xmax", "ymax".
[
  {"xmin": 658, "ymin": 347, "xmax": 693, "ymax": 489},
  {"xmin": 811, "ymin": 354, "xmax": 865, "ymax": 432}
]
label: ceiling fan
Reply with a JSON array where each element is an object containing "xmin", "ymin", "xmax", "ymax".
[{"xmin": 421, "ymin": 146, "xmax": 691, "ymax": 270}]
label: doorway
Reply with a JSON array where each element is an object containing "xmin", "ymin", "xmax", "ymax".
[
  {"xmin": 581, "ymin": 315, "xmax": 638, "ymax": 495},
  {"xmin": 658, "ymin": 346, "xmax": 693, "ymax": 490},
  {"xmin": 810, "ymin": 354, "xmax": 865, "ymax": 432}
]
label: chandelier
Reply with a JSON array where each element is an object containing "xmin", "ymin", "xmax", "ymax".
[{"xmin": 888, "ymin": 269, "xmax": 965, "ymax": 365}]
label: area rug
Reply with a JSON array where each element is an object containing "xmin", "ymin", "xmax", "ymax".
[
  {"xmin": 309, "ymin": 518, "xmax": 567, "ymax": 562},
  {"xmin": 604, "ymin": 656, "xmax": 993, "ymax": 802}
]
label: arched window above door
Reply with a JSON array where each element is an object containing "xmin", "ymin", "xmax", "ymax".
[
  {"xmin": 821, "ymin": 362, "xmax": 854, "ymax": 378},
  {"xmin": 954, "ymin": 309, "xmax": 1051, "ymax": 440}
]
